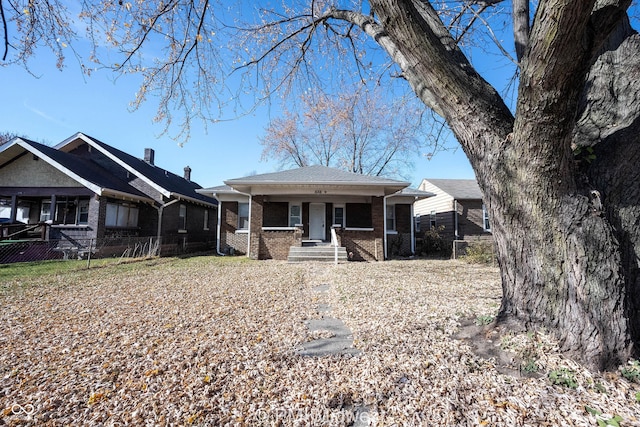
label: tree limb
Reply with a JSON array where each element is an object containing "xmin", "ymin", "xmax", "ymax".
[
  {"xmin": 0, "ymin": 0, "xmax": 8, "ymax": 61},
  {"xmin": 512, "ymin": 0, "xmax": 529, "ymax": 62}
]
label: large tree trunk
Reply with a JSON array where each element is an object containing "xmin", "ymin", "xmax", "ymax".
[
  {"xmin": 480, "ymin": 3, "xmax": 639, "ymax": 370},
  {"xmin": 367, "ymin": 0, "xmax": 639, "ymax": 369}
]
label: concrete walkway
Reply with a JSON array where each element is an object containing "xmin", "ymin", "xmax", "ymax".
[
  {"xmin": 296, "ymin": 283, "xmax": 373, "ymax": 426},
  {"xmin": 297, "ymin": 283, "xmax": 361, "ymax": 357}
]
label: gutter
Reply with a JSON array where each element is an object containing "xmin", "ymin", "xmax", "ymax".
[
  {"xmin": 212, "ymin": 190, "xmax": 252, "ymax": 258},
  {"xmin": 155, "ymin": 199, "xmax": 181, "ymax": 243}
]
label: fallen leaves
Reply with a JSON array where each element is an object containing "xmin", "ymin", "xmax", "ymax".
[{"xmin": 0, "ymin": 258, "xmax": 638, "ymax": 426}]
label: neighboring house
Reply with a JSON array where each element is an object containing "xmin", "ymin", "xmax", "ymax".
[
  {"xmin": 0, "ymin": 132, "xmax": 217, "ymax": 255},
  {"xmin": 198, "ymin": 165, "xmax": 433, "ymax": 261},
  {"xmin": 414, "ymin": 178, "xmax": 492, "ymax": 243}
]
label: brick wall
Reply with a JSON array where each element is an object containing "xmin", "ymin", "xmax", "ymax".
[
  {"xmin": 338, "ymin": 229, "xmax": 383, "ymax": 261},
  {"xmin": 387, "ymin": 232, "xmax": 413, "ymax": 257},
  {"xmin": 258, "ymin": 230, "xmax": 298, "ymax": 260}
]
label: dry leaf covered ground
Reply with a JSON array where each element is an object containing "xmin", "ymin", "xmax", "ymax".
[{"xmin": 1, "ymin": 257, "xmax": 639, "ymax": 426}]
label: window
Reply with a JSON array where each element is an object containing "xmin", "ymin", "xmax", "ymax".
[
  {"xmin": 238, "ymin": 202, "xmax": 249, "ymax": 230},
  {"xmin": 430, "ymin": 210, "xmax": 437, "ymax": 229},
  {"xmin": 333, "ymin": 205, "xmax": 344, "ymax": 227},
  {"xmin": 40, "ymin": 201, "xmax": 51, "ymax": 222},
  {"xmin": 386, "ymin": 204, "xmax": 396, "ymax": 231},
  {"xmin": 345, "ymin": 203, "xmax": 372, "ymax": 228},
  {"xmin": 106, "ymin": 202, "xmax": 139, "ymax": 227},
  {"xmin": 289, "ymin": 203, "xmax": 301, "ymax": 227},
  {"xmin": 203, "ymin": 209, "xmax": 209, "ymax": 230},
  {"xmin": 483, "ymin": 204, "xmax": 491, "ymax": 231},
  {"xmin": 77, "ymin": 200, "xmax": 89, "ymax": 224},
  {"xmin": 179, "ymin": 204, "xmax": 187, "ymax": 231},
  {"xmin": 415, "ymin": 216, "xmax": 421, "ymax": 233}
]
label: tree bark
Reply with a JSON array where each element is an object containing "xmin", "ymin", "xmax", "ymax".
[{"xmin": 364, "ymin": 0, "xmax": 639, "ymax": 369}]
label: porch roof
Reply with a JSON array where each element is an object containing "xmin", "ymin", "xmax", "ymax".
[{"xmin": 223, "ymin": 165, "xmax": 411, "ymax": 196}]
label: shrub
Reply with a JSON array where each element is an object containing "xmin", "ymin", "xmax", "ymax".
[
  {"xmin": 420, "ymin": 226, "xmax": 451, "ymax": 258},
  {"xmin": 461, "ymin": 240, "xmax": 495, "ymax": 264}
]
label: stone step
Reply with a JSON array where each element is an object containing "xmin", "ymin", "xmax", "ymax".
[{"xmin": 287, "ymin": 246, "xmax": 348, "ymax": 263}]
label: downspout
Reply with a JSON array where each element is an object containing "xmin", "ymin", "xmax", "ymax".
[
  {"xmin": 156, "ymin": 198, "xmax": 180, "ymax": 243},
  {"xmin": 454, "ymin": 199, "xmax": 459, "ymax": 239},
  {"xmin": 215, "ymin": 200, "xmax": 224, "ymax": 256},
  {"xmin": 410, "ymin": 198, "xmax": 416, "ymax": 255},
  {"xmin": 234, "ymin": 191, "xmax": 252, "ymax": 258},
  {"xmin": 245, "ymin": 194, "xmax": 252, "ymax": 258}
]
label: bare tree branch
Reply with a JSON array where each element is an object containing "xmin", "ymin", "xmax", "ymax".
[{"xmin": 512, "ymin": 0, "xmax": 529, "ymax": 62}]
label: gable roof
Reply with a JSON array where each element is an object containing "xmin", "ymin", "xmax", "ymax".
[
  {"xmin": 0, "ymin": 138, "xmax": 154, "ymax": 203},
  {"xmin": 56, "ymin": 132, "xmax": 216, "ymax": 207},
  {"xmin": 422, "ymin": 179, "xmax": 483, "ymax": 200}
]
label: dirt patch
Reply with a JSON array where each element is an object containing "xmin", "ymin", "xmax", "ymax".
[{"xmin": 453, "ymin": 317, "xmax": 542, "ymax": 378}]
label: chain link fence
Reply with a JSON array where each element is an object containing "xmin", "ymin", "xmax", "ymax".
[{"xmin": 0, "ymin": 236, "xmax": 215, "ymax": 265}]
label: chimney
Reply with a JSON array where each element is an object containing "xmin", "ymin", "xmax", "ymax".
[
  {"xmin": 184, "ymin": 166, "xmax": 192, "ymax": 181},
  {"xmin": 144, "ymin": 148, "xmax": 155, "ymax": 165}
]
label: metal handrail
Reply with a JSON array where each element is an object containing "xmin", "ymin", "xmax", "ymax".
[{"xmin": 330, "ymin": 227, "xmax": 339, "ymax": 265}]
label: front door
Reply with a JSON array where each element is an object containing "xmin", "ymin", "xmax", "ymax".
[{"xmin": 309, "ymin": 203, "xmax": 325, "ymax": 240}]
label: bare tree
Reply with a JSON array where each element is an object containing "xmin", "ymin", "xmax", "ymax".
[
  {"xmin": 3, "ymin": 0, "xmax": 640, "ymax": 369},
  {"xmin": 260, "ymin": 87, "xmax": 430, "ymax": 179},
  {"xmin": 0, "ymin": 131, "xmax": 18, "ymax": 145}
]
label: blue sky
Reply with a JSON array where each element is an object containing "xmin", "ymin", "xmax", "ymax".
[{"xmin": 0, "ymin": 6, "xmax": 499, "ymax": 189}]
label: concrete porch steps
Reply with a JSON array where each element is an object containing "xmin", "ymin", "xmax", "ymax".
[{"xmin": 287, "ymin": 245, "xmax": 348, "ymax": 263}]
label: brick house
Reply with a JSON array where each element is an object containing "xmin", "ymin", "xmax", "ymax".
[
  {"xmin": 0, "ymin": 133, "xmax": 217, "ymax": 255},
  {"xmin": 413, "ymin": 178, "xmax": 492, "ymax": 243},
  {"xmin": 198, "ymin": 166, "xmax": 433, "ymax": 261}
]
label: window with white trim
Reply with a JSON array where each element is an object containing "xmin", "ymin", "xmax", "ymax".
[
  {"xmin": 333, "ymin": 205, "xmax": 344, "ymax": 227},
  {"xmin": 179, "ymin": 204, "xmax": 187, "ymax": 231},
  {"xmin": 289, "ymin": 203, "xmax": 301, "ymax": 227},
  {"xmin": 386, "ymin": 204, "xmax": 396, "ymax": 231},
  {"xmin": 40, "ymin": 200, "xmax": 51, "ymax": 222},
  {"xmin": 238, "ymin": 202, "xmax": 249, "ymax": 230},
  {"xmin": 430, "ymin": 210, "xmax": 437, "ymax": 229},
  {"xmin": 106, "ymin": 202, "xmax": 139, "ymax": 227},
  {"xmin": 77, "ymin": 199, "xmax": 89, "ymax": 224}
]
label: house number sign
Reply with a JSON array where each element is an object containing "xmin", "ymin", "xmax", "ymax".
[{"xmin": 314, "ymin": 190, "xmax": 327, "ymax": 194}]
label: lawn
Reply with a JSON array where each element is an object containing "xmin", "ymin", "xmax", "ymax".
[{"xmin": 1, "ymin": 257, "xmax": 638, "ymax": 426}]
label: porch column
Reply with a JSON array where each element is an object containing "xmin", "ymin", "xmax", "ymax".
[
  {"xmin": 10, "ymin": 195, "xmax": 17, "ymax": 223},
  {"xmin": 371, "ymin": 196, "xmax": 384, "ymax": 260},
  {"xmin": 50, "ymin": 194, "xmax": 57, "ymax": 223},
  {"xmin": 249, "ymin": 195, "xmax": 263, "ymax": 259}
]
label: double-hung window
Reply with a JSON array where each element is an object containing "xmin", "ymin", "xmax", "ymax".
[
  {"xmin": 333, "ymin": 205, "xmax": 344, "ymax": 227},
  {"xmin": 238, "ymin": 202, "xmax": 249, "ymax": 230},
  {"xmin": 179, "ymin": 204, "xmax": 187, "ymax": 231},
  {"xmin": 289, "ymin": 204, "xmax": 301, "ymax": 227},
  {"xmin": 386, "ymin": 204, "xmax": 396, "ymax": 231}
]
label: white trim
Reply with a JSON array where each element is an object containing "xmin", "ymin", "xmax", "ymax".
[
  {"xmin": 345, "ymin": 227, "xmax": 374, "ymax": 232},
  {"xmin": 262, "ymin": 227, "xmax": 297, "ymax": 231},
  {"xmin": 58, "ymin": 133, "xmax": 172, "ymax": 198},
  {"xmin": 235, "ymin": 229, "xmax": 249, "ymax": 234},
  {"xmin": 386, "ymin": 230, "xmax": 398, "ymax": 235}
]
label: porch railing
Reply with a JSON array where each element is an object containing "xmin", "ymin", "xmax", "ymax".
[{"xmin": 330, "ymin": 227, "xmax": 339, "ymax": 265}]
